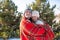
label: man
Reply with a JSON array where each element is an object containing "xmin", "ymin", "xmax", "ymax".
[{"xmin": 31, "ymin": 10, "xmax": 55, "ymax": 40}]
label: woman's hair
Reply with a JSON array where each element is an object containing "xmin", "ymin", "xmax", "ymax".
[
  {"xmin": 29, "ymin": 17, "xmax": 33, "ymax": 22},
  {"xmin": 24, "ymin": 8, "xmax": 32, "ymax": 13},
  {"xmin": 23, "ymin": 8, "xmax": 32, "ymax": 18}
]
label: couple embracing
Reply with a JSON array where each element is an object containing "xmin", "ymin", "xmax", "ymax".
[{"xmin": 20, "ymin": 8, "xmax": 55, "ymax": 40}]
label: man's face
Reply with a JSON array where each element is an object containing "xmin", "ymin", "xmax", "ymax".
[
  {"xmin": 25, "ymin": 10, "xmax": 31, "ymax": 18},
  {"xmin": 32, "ymin": 16, "xmax": 38, "ymax": 21}
]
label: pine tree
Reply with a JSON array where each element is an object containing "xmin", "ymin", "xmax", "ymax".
[
  {"xmin": 52, "ymin": 14, "xmax": 60, "ymax": 40},
  {"xmin": 0, "ymin": 0, "xmax": 21, "ymax": 40}
]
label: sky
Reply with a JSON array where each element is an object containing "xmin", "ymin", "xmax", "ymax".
[
  {"xmin": 49, "ymin": 0, "xmax": 60, "ymax": 15},
  {"xmin": 12, "ymin": 0, "xmax": 35, "ymax": 13},
  {"xmin": 12, "ymin": 0, "xmax": 60, "ymax": 15}
]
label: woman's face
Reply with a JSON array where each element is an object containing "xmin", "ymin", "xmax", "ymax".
[
  {"xmin": 32, "ymin": 16, "xmax": 38, "ymax": 21},
  {"xmin": 25, "ymin": 10, "xmax": 32, "ymax": 18}
]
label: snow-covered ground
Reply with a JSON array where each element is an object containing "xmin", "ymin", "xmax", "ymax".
[
  {"xmin": 8, "ymin": 38, "xmax": 20, "ymax": 40},
  {"xmin": 0, "ymin": 38, "xmax": 20, "ymax": 40}
]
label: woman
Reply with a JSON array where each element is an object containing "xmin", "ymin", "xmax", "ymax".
[{"xmin": 20, "ymin": 8, "xmax": 33, "ymax": 40}]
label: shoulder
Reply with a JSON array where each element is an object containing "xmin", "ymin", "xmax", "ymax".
[{"xmin": 22, "ymin": 18, "xmax": 32, "ymax": 25}]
